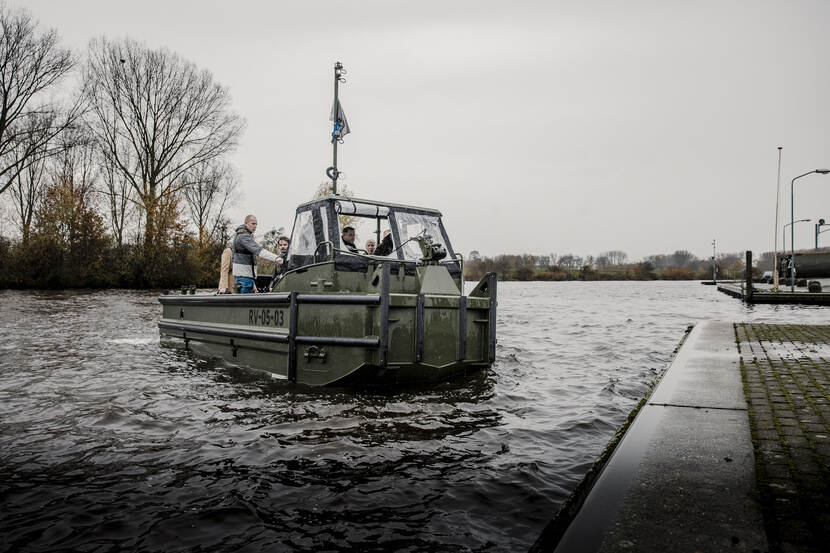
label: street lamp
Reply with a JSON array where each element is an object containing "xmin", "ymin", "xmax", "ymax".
[
  {"xmin": 791, "ymin": 169, "xmax": 830, "ymax": 291},
  {"xmin": 711, "ymin": 239, "xmax": 717, "ymax": 283}
]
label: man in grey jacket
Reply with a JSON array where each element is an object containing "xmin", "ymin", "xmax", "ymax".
[{"xmin": 233, "ymin": 215, "xmax": 281, "ymax": 293}]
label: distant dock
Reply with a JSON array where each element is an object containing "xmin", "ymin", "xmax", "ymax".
[
  {"xmin": 715, "ymin": 252, "xmax": 830, "ymax": 305},
  {"xmin": 717, "ymin": 281, "xmax": 830, "ymax": 305},
  {"xmin": 530, "ymin": 321, "xmax": 830, "ymax": 553}
]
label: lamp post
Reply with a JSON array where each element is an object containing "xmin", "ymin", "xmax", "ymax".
[
  {"xmin": 711, "ymin": 239, "xmax": 717, "ymax": 283},
  {"xmin": 790, "ymin": 169, "xmax": 830, "ymax": 291}
]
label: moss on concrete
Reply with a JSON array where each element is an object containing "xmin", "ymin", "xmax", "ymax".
[{"xmin": 735, "ymin": 322, "xmax": 830, "ymax": 553}]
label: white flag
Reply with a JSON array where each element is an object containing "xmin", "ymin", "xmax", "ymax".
[{"xmin": 330, "ymin": 99, "xmax": 350, "ymax": 143}]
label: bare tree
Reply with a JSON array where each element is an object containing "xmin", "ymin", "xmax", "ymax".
[
  {"xmin": 51, "ymin": 126, "xmax": 98, "ymax": 201},
  {"xmin": 558, "ymin": 254, "xmax": 578, "ymax": 268},
  {"xmin": 7, "ymin": 116, "xmax": 93, "ymax": 244},
  {"xmin": 645, "ymin": 254, "xmax": 670, "ymax": 269},
  {"xmin": 0, "ymin": 2, "xmax": 81, "ymax": 196},
  {"xmin": 84, "ymin": 37, "xmax": 245, "ymax": 248},
  {"xmin": 599, "ymin": 250, "xmax": 628, "ymax": 265},
  {"xmin": 313, "ymin": 180, "xmax": 356, "ymax": 227},
  {"xmin": 313, "ymin": 180, "xmax": 354, "ymax": 200},
  {"xmin": 7, "ymin": 118, "xmax": 49, "ymax": 242},
  {"xmin": 670, "ymin": 250, "xmax": 698, "ymax": 268},
  {"xmin": 98, "ymin": 158, "xmax": 135, "ymax": 248},
  {"xmin": 181, "ymin": 159, "xmax": 239, "ymax": 248},
  {"xmin": 38, "ymin": 127, "xmax": 101, "ymax": 250}
]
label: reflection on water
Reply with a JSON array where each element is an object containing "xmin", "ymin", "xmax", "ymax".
[{"xmin": 1, "ymin": 283, "xmax": 827, "ymax": 551}]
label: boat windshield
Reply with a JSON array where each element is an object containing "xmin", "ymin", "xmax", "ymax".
[
  {"xmin": 285, "ymin": 204, "xmax": 332, "ymax": 270},
  {"xmin": 285, "ymin": 199, "xmax": 458, "ymax": 272},
  {"xmin": 392, "ymin": 211, "xmax": 447, "ymax": 262},
  {"xmin": 336, "ymin": 209, "xmax": 455, "ymax": 262}
]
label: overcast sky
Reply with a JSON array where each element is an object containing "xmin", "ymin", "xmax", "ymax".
[{"xmin": 18, "ymin": 0, "xmax": 830, "ymax": 260}]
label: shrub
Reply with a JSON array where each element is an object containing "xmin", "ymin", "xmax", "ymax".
[{"xmin": 662, "ymin": 267, "xmax": 695, "ymax": 280}]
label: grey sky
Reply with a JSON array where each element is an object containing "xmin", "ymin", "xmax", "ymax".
[{"xmin": 19, "ymin": 0, "xmax": 830, "ymax": 260}]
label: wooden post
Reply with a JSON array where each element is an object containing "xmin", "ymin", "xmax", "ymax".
[{"xmin": 745, "ymin": 251, "xmax": 753, "ymax": 303}]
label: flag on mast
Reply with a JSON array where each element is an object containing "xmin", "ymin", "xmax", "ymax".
[{"xmin": 330, "ymin": 99, "xmax": 350, "ymax": 143}]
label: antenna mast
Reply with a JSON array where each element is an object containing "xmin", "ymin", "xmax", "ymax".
[{"xmin": 326, "ymin": 61, "xmax": 347, "ymax": 195}]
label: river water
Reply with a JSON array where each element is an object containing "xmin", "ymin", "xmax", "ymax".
[{"xmin": 1, "ymin": 281, "xmax": 828, "ymax": 552}]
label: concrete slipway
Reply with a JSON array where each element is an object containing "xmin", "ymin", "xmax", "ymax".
[{"xmin": 531, "ymin": 321, "xmax": 768, "ymax": 552}]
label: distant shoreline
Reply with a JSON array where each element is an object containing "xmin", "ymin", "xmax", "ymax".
[{"xmin": 463, "ymin": 266, "xmax": 738, "ymax": 282}]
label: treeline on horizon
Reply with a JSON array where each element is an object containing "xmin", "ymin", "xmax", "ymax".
[{"xmin": 463, "ymin": 249, "xmax": 781, "ymax": 282}]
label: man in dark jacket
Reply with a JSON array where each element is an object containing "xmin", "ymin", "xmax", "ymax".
[
  {"xmin": 341, "ymin": 226, "xmax": 358, "ymax": 252},
  {"xmin": 374, "ymin": 230, "xmax": 394, "ymax": 256},
  {"xmin": 233, "ymin": 215, "xmax": 281, "ymax": 293},
  {"xmin": 276, "ymin": 236, "xmax": 290, "ymax": 274}
]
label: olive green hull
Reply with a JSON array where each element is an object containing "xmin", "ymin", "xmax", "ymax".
[{"xmin": 158, "ymin": 267, "xmax": 497, "ymax": 386}]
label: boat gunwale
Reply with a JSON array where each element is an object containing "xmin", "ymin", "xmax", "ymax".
[{"xmin": 159, "ymin": 293, "xmax": 382, "ymax": 306}]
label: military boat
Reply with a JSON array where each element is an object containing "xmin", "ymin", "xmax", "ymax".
[
  {"xmin": 158, "ymin": 196, "xmax": 497, "ymax": 386},
  {"xmin": 158, "ymin": 62, "xmax": 497, "ymax": 385}
]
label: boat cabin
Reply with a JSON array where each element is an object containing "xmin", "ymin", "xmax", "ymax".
[{"xmin": 276, "ymin": 196, "xmax": 464, "ymax": 294}]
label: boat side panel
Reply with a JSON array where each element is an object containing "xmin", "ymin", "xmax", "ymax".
[
  {"xmin": 294, "ymin": 302, "xmax": 373, "ymax": 386},
  {"xmin": 158, "ymin": 280, "xmax": 495, "ymax": 386},
  {"xmin": 421, "ymin": 303, "xmax": 458, "ymax": 367},
  {"xmin": 387, "ymin": 301, "xmax": 416, "ymax": 365},
  {"xmin": 159, "ymin": 326, "xmax": 289, "ymax": 378}
]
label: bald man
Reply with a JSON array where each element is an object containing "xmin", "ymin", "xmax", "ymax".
[{"xmin": 232, "ymin": 215, "xmax": 281, "ymax": 293}]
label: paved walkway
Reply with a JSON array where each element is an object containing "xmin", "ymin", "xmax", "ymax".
[
  {"xmin": 530, "ymin": 321, "xmax": 830, "ymax": 553},
  {"xmin": 737, "ymin": 323, "xmax": 830, "ymax": 553}
]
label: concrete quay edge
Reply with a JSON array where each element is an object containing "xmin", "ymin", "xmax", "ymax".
[{"xmin": 530, "ymin": 320, "xmax": 768, "ymax": 553}]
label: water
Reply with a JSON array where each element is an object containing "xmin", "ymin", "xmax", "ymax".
[{"xmin": 1, "ymin": 282, "xmax": 827, "ymax": 552}]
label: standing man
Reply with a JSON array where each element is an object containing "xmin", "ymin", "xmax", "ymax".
[{"xmin": 233, "ymin": 215, "xmax": 282, "ymax": 293}]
